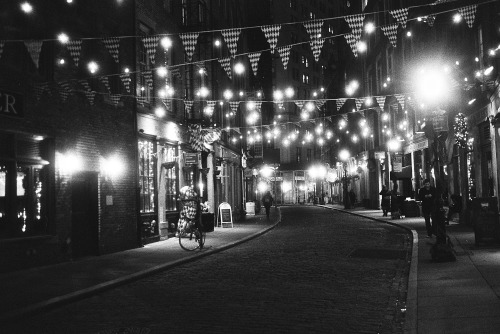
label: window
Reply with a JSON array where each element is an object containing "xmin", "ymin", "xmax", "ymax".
[
  {"xmin": 182, "ymin": 0, "xmax": 188, "ymax": 26},
  {"xmin": 307, "ymin": 149, "xmax": 312, "ymax": 162},
  {"xmin": 162, "ymin": 145, "xmax": 177, "ymax": 211},
  {"xmin": 0, "ymin": 134, "xmax": 52, "ymax": 239},
  {"xmin": 138, "ymin": 23, "xmax": 153, "ymax": 106},
  {"xmin": 296, "ymin": 147, "xmax": 302, "ymax": 163},
  {"xmin": 302, "ymin": 56, "xmax": 309, "ymax": 68},
  {"xmin": 138, "ymin": 138, "xmax": 156, "ymax": 213},
  {"xmin": 302, "ymin": 74, "xmax": 309, "ymax": 84}
]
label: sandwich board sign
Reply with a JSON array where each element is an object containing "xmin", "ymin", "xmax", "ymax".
[{"xmin": 217, "ymin": 202, "xmax": 233, "ymax": 228}]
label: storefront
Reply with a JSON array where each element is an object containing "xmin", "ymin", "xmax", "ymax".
[{"xmin": 214, "ymin": 144, "xmax": 243, "ymax": 221}]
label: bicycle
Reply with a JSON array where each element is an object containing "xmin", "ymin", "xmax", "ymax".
[{"xmin": 178, "ymin": 218, "xmax": 205, "ymax": 251}]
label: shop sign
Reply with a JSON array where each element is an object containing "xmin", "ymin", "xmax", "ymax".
[
  {"xmin": 0, "ymin": 90, "xmax": 23, "ymax": 118},
  {"xmin": 393, "ymin": 155, "xmax": 403, "ymax": 173},
  {"xmin": 184, "ymin": 153, "xmax": 199, "ymax": 165},
  {"xmin": 375, "ymin": 151, "xmax": 386, "ymax": 160}
]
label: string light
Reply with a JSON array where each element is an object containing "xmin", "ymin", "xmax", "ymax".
[{"xmin": 20, "ymin": 2, "xmax": 33, "ymax": 13}]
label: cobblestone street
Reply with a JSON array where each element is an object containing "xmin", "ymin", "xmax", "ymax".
[{"xmin": 2, "ymin": 206, "xmax": 412, "ymax": 334}]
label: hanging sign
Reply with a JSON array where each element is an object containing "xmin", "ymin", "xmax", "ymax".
[
  {"xmin": 0, "ymin": 90, "xmax": 23, "ymax": 118},
  {"xmin": 217, "ymin": 202, "xmax": 233, "ymax": 228},
  {"xmin": 184, "ymin": 153, "xmax": 199, "ymax": 165},
  {"xmin": 393, "ymin": 155, "xmax": 403, "ymax": 173}
]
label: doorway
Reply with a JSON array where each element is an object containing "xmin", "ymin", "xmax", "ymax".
[{"xmin": 71, "ymin": 172, "xmax": 99, "ymax": 258}]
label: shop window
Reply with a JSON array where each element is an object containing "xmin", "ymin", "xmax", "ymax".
[
  {"xmin": 162, "ymin": 145, "xmax": 177, "ymax": 212},
  {"xmin": 138, "ymin": 138, "xmax": 156, "ymax": 213},
  {"xmin": 0, "ymin": 134, "xmax": 51, "ymax": 239}
]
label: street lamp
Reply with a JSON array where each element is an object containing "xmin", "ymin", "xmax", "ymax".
[{"xmin": 339, "ymin": 149, "xmax": 351, "ymax": 209}]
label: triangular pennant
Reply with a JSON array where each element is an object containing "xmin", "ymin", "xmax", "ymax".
[
  {"xmin": 58, "ymin": 82, "xmax": 71, "ymax": 103},
  {"xmin": 102, "ymin": 38, "xmax": 120, "ymax": 63},
  {"xmin": 295, "ymin": 100, "xmax": 305, "ymax": 109},
  {"xmin": 355, "ymin": 98, "xmax": 364, "ymax": 111},
  {"xmin": 344, "ymin": 33, "xmax": 359, "ymax": 58},
  {"xmin": 311, "ymin": 38, "xmax": 325, "ymax": 62},
  {"xmin": 179, "ymin": 32, "xmax": 200, "ymax": 62},
  {"xmin": 376, "ymin": 96, "xmax": 386, "ymax": 109},
  {"xmin": 142, "ymin": 36, "xmax": 160, "ymax": 64},
  {"xmin": 188, "ymin": 124, "xmax": 206, "ymax": 152},
  {"xmin": 390, "ymin": 8, "xmax": 409, "ymax": 28},
  {"xmin": 109, "ymin": 94, "xmax": 121, "ymax": 107},
  {"xmin": 143, "ymin": 70, "xmax": 153, "ymax": 89},
  {"xmin": 184, "ymin": 100, "xmax": 194, "ymax": 114},
  {"xmin": 303, "ymin": 20, "xmax": 324, "ymax": 41},
  {"xmin": 316, "ymin": 99, "xmax": 326, "ymax": 110},
  {"xmin": 66, "ymin": 40, "xmax": 82, "ymax": 67},
  {"xmin": 99, "ymin": 76, "xmax": 110, "ymax": 92},
  {"xmin": 345, "ymin": 14, "xmax": 365, "ymax": 37},
  {"xmin": 218, "ymin": 57, "xmax": 232, "ymax": 79},
  {"xmin": 85, "ymin": 90, "xmax": 96, "ymax": 105},
  {"xmin": 276, "ymin": 45, "xmax": 292, "ymax": 69},
  {"xmin": 395, "ymin": 94, "xmax": 406, "ymax": 108},
  {"xmin": 205, "ymin": 100, "xmax": 216, "ymax": 115},
  {"xmin": 427, "ymin": 15, "xmax": 436, "ymax": 27},
  {"xmin": 458, "ymin": 5, "xmax": 477, "ymax": 28},
  {"xmin": 33, "ymin": 82, "xmax": 49, "ymax": 101},
  {"xmin": 24, "ymin": 40, "xmax": 43, "ymax": 68},
  {"xmin": 119, "ymin": 73, "xmax": 131, "ymax": 93},
  {"xmin": 203, "ymin": 128, "xmax": 222, "ymax": 144},
  {"xmin": 0, "ymin": 41, "xmax": 4, "ymax": 60},
  {"xmin": 229, "ymin": 101, "xmax": 240, "ymax": 113},
  {"xmin": 261, "ymin": 24, "xmax": 281, "ymax": 51},
  {"xmin": 248, "ymin": 52, "xmax": 261, "ymax": 76},
  {"xmin": 381, "ymin": 24, "xmax": 399, "ymax": 48},
  {"xmin": 221, "ymin": 28, "xmax": 242, "ymax": 57},
  {"xmin": 336, "ymin": 98, "xmax": 347, "ymax": 111}
]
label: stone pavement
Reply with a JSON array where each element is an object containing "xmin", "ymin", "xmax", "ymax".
[
  {"xmin": 321, "ymin": 203, "xmax": 500, "ymax": 334},
  {"xmin": 0, "ymin": 208, "xmax": 280, "ymax": 324}
]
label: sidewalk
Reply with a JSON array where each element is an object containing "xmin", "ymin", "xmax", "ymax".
[
  {"xmin": 321, "ymin": 204, "xmax": 500, "ymax": 334},
  {"xmin": 0, "ymin": 209, "xmax": 281, "ymax": 324}
]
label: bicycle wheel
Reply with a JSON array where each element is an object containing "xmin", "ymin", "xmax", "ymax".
[{"xmin": 178, "ymin": 226, "xmax": 199, "ymax": 251}]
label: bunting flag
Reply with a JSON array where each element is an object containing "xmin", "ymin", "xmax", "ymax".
[
  {"xmin": 381, "ymin": 24, "xmax": 399, "ymax": 48},
  {"xmin": 395, "ymin": 94, "xmax": 406, "ymax": 108},
  {"xmin": 294, "ymin": 100, "xmax": 305, "ymax": 110},
  {"xmin": 218, "ymin": 57, "xmax": 232, "ymax": 79},
  {"xmin": 427, "ymin": 15, "xmax": 436, "ymax": 27},
  {"xmin": 24, "ymin": 40, "xmax": 43, "ymax": 68},
  {"xmin": 142, "ymin": 36, "xmax": 159, "ymax": 64},
  {"xmin": 389, "ymin": 8, "xmax": 409, "ymax": 28},
  {"xmin": 184, "ymin": 100, "xmax": 194, "ymax": 114},
  {"xmin": 311, "ymin": 38, "xmax": 325, "ymax": 62},
  {"xmin": 109, "ymin": 94, "xmax": 121, "ymax": 107},
  {"xmin": 316, "ymin": 99, "xmax": 326, "ymax": 110},
  {"xmin": 276, "ymin": 45, "xmax": 292, "ymax": 69},
  {"xmin": 248, "ymin": 52, "xmax": 261, "ymax": 76},
  {"xmin": 85, "ymin": 90, "xmax": 96, "ymax": 105},
  {"xmin": 355, "ymin": 98, "xmax": 364, "ymax": 111},
  {"xmin": 99, "ymin": 76, "xmax": 110, "ymax": 92},
  {"xmin": 0, "ymin": 41, "xmax": 4, "ymax": 60},
  {"xmin": 66, "ymin": 40, "xmax": 82, "ymax": 67},
  {"xmin": 119, "ymin": 73, "xmax": 131, "ymax": 93},
  {"xmin": 33, "ymin": 82, "xmax": 49, "ymax": 101},
  {"xmin": 179, "ymin": 32, "xmax": 200, "ymax": 62},
  {"xmin": 221, "ymin": 28, "xmax": 242, "ymax": 57},
  {"xmin": 58, "ymin": 82, "xmax": 71, "ymax": 102},
  {"xmin": 336, "ymin": 98, "xmax": 347, "ymax": 111},
  {"xmin": 188, "ymin": 124, "xmax": 206, "ymax": 151},
  {"xmin": 102, "ymin": 38, "xmax": 120, "ymax": 63},
  {"xmin": 203, "ymin": 128, "xmax": 222, "ymax": 144},
  {"xmin": 205, "ymin": 100, "xmax": 216, "ymax": 115},
  {"xmin": 261, "ymin": 24, "xmax": 281, "ymax": 51},
  {"xmin": 229, "ymin": 101, "xmax": 240, "ymax": 114},
  {"xmin": 303, "ymin": 20, "xmax": 324, "ymax": 41},
  {"xmin": 376, "ymin": 96, "xmax": 386, "ymax": 109},
  {"xmin": 345, "ymin": 14, "xmax": 365, "ymax": 37},
  {"xmin": 458, "ymin": 5, "xmax": 477, "ymax": 28},
  {"xmin": 344, "ymin": 33, "xmax": 359, "ymax": 58},
  {"xmin": 143, "ymin": 70, "xmax": 153, "ymax": 89},
  {"xmin": 431, "ymin": 0, "xmax": 453, "ymax": 4}
]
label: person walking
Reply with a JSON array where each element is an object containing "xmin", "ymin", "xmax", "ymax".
[
  {"xmin": 418, "ymin": 179, "xmax": 437, "ymax": 238},
  {"xmin": 379, "ymin": 185, "xmax": 391, "ymax": 217},
  {"xmin": 261, "ymin": 191, "xmax": 274, "ymax": 220}
]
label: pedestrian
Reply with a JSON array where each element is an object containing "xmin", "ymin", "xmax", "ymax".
[
  {"xmin": 349, "ymin": 189, "xmax": 356, "ymax": 207},
  {"xmin": 418, "ymin": 179, "xmax": 437, "ymax": 238},
  {"xmin": 379, "ymin": 184, "xmax": 391, "ymax": 217},
  {"xmin": 262, "ymin": 191, "xmax": 274, "ymax": 220}
]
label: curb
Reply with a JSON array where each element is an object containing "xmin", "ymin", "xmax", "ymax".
[
  {"xmin": 318, "ymin": 205, "xmax": 418, "ymax": 334},
  {"xmin": 0, "ymin": 209, "xmax": 282, "ymax": 324}
]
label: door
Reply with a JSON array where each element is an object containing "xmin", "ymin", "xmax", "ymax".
[{"xmin": 71, "ymin": 172, "xmax": 99, "ymax": 258}]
